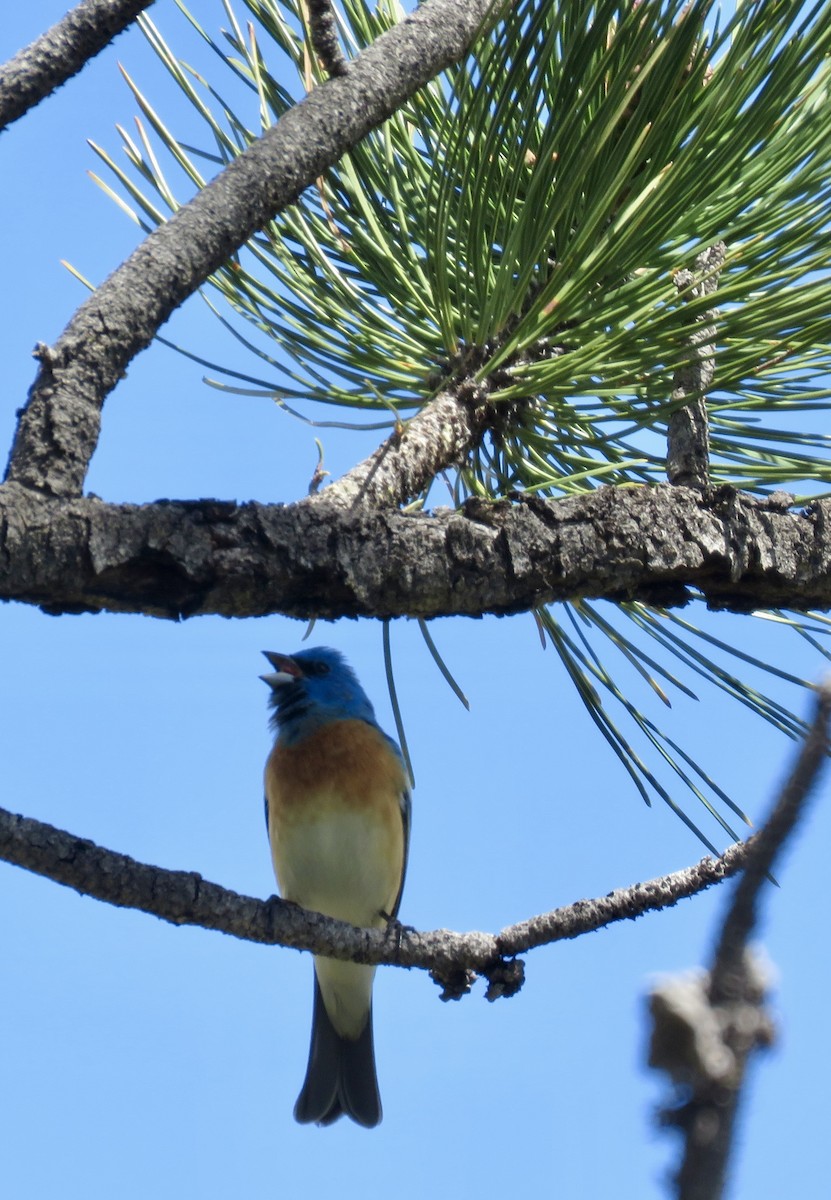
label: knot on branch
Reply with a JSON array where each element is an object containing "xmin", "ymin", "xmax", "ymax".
[
  {"xmin": 430, "ymin": 956, "xmax": 525, "ymax": 1003},
  {"xmin": 433, "ymin": 339, "xmax": 544, "ymax": 444},
  {"xmin": 648, "ymin": 950, "xmax": 776, "ymax": 1126},
  {"xmin": 483, "ymin": 956, "xmax": 525, "ymax": 1001},
  {"xmin": 431, "ymin": 965, "xmax": 477, "ymax": 1002}
]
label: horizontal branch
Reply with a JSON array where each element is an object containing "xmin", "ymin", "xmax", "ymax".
[
  {"xmin": 0, "ymin": 481, "xmax": 828, "ymax": 619},
  {"xmin": 4, "ymin": 0, "xmax": 495, "ymax": 497},
  {"xmin": 0, "ymin": 0, "xmax": 153, "ymax": 132},
  {"xmin": 0, "ymin": 801, "xmax": 750, "ymax": 993}
]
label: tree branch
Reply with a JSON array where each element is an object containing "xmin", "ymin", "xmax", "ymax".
[
  {"xmin": 0, "ymin": 0, "xmax": 154, "ymax": 132},
  {"xmin": 305, "ymin": 0, "xmax": 348, "ymax": 78},
  {"xmin": 0, "ymin": 800, "xmax": 752, "ymax": 996},
  {"xmin": 649, "ymin": 683, "xmax": 831, "ymax": 1200},
  {"xmin": 3, "ymin": 0, "xmax": 496, "ymax": 498},
  {"xmin": 710, "ymin": 685, "xmax": 831, "ymax": 1001},
  {"xmin": 308, "ymin": 380, "xmax": 495, "ymax": 510},
  {"xmin": 666, "ymin": 242, "xmax": 726, "ymax": 488},
  {"xmin": 0, "ymin": 481, "xmax": 827, "ymax": 619}
]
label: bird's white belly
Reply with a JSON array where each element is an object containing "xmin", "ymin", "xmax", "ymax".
[
  {"xmin": 273, "ymin": 804, "xmax": 399, "ymax": 929},
  {"xmin": 273, "ymin": 805, "xmax": 398, "ymax": 1038}
]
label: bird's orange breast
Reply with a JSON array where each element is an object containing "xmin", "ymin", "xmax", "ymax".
[{"xmin": 265, "ymin": 719, "xmax": 407, "ymax": 822}]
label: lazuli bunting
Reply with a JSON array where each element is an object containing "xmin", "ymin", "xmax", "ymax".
[{"xmin": 261, "ymin": 647, "xmax": 411, "ymax": 1127}]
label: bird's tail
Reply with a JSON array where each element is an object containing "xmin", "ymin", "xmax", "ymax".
[{"xmin": 294, "ymin": 975, "xmax": 382, "ymax": 1127}]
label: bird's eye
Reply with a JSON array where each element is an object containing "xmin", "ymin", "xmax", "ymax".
[{"xmin": 309, "ymin": 661, "xmax": 330, "ymax": 677}]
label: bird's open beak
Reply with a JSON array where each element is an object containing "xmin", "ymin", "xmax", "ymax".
[{"xmin": 259, "ymin": 650, "xmax": 302, "ymax": 688}]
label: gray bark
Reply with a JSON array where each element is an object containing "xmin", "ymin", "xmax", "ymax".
[
  {"xmin": 667, "ymin": 242, "xmax": 727, "ymax": 488},
  {"xmin": 3, "ymin": 0, "xmax": 497, "ymax": 497},
  {"xmin": 0, "ymin": 0, "xmax": 154, "ymax": 131},
  {"xmin": 0, "ymin": 482, "xmax": 825, "ymax": 620},
  {"xmin": 0, "ymin": 799, "xmax": 751, "ymax": 993},
  {"xmin": 650, "ymin": 686, "xmax": 831, "ymax": 1200}
]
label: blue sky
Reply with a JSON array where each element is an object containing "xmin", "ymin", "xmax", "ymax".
[{"xmin": 2, "ymin": 4, "xmax": 829, "ymax": 1197}]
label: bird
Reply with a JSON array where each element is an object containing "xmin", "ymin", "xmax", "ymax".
[{"xmin": 261, "ymin": 647, "xmax": 411, "ymax": 1128}]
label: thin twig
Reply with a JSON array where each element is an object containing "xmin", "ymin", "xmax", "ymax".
[
  {"xmin": 0, "ymin": 799, "xmax": 752, "ymax": 993},
  {"xmin": 710, "ymin": 683, "xmax": 831, "ymax": 998},
  {"xmin": 305, "ymin": 0, "xmax": 348, "ymax": 77},
  {"xmin": 667, "ymin": 241, "xmax": 727, "ymax": 488}
]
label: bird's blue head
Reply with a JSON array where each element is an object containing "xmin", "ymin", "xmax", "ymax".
[{"xmin": 260, "ymin": 647, "xmax": 378, "ymax": 744}]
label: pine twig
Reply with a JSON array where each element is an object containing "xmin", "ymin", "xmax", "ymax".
[
  {"xmin": 306, "ymin": 0, "xmax": 348, "ymax": 77},
  {"xmin": 667, "ymin": 241, "xmax": 727, "ymax": 488}
]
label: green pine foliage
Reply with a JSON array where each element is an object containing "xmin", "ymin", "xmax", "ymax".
[{"xmin": 89, "ymin": 0, "xmax": 831, "ymax": 850}]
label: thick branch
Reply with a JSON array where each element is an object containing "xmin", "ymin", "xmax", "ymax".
[
  {"xmin": 0, "ymin": 801, "xmax": 751, "ymax": 991},
  {"xmin": 4, "ymin": 0, "xmax": 496, "ymax": 498},
  {"xmin": 1, "ymin": 481, "xmax": 828, "ymax": 619},
  {"xmin": 0, "ymin": 0, "xmax": 153, "ymax": 131},
  {"xmin": 667, "ymin": 242, "xmax": 726, "ymax": 488}
]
